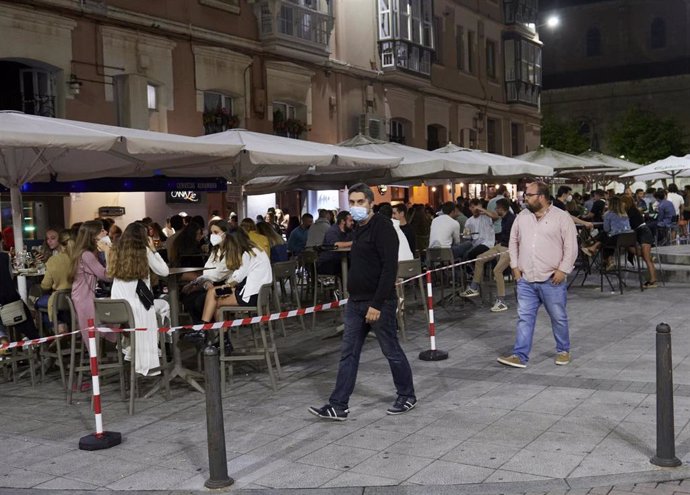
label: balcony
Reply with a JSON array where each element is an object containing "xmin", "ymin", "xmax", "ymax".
[{"xmin": 251, "ymin": 0, "xmax": 334, "ymax": 60}]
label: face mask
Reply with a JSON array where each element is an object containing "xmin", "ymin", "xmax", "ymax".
[
  {"xmin": 350, "ymin": 206, "xmax": 369, "ymax": 222},
  {"xmin": 209, "ymin": 233, "xmax": 223, "ymax": 246},
  {"xmin": 566, "ymin": 195, "xmax": 573, "ymax": 203},
  {"xmin": 99, "ymin": 235, "xmax": 112, "ymax": 246}
]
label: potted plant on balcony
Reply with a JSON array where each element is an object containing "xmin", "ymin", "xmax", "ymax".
[
  {"xmin": 273, "ymin": 109, "xmax": 307, "ymax": 138},
  {"xmin": 203, "ymin": 106, "xmax": 240, "ymax": 135}
]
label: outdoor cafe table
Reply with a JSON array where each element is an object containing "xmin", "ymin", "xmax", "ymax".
[
  {"xmin": 164, "ymin": 266, "xmax": 211, "ymax": 393},
  {"xmin": 332, "ymin": 246, "xmax": 351, "ymax": 298}
]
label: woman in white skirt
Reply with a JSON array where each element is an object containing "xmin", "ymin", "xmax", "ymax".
[{"xmin": 107, "ymin": 222, "xmax": 169, "ymax": 376}]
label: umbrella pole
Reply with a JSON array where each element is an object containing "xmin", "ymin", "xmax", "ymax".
[{"xmin": 10, "ymin": 186, "xmax": 27, "ymax": 302}]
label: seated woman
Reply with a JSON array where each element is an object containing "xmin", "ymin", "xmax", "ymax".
[
  {"xmin": 108, "ymin": 222, "xmax": 169, "ymax": 376},
  {"xmin": 36, "ymin": 227, "xmax": 61, "ymax": 263},
  {"xmin": 256, "ymin": 221, "xmax": 288, "ymax": 263},
  {"xmin": 200, "ymin": 229, "xmax": 273, "ymax": 323},
  {"xmin": 70, "ymin": 220, "xmax": 113, "ymax": 342},
  {"xmin": 39, "ymin": 229, "xmax": 74, "ymax": 334},
  {"xmin": 581, "ymin": 196, "xmax": 631, "ymax": 271},
  {"xmin": 181, "ymin": 219, "xmax": 231, "ymax": 323},
  {"xmin": 240, "ymin": 218, "xmax": 271, "ymax": 257},
  {"xmin": 168, "ymin": 222, "xmax": 203, "ymax": 267},
  {"xmin": 0, "ymin": 249, "xmax": 39, "ymax": 342},
  {"xmin": 621, "ymin": 195, "xmax": 658, "ymax": 288}
]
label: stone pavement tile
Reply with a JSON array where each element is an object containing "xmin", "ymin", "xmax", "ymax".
[
  {"xmin": 250, "ymin": 461, "xmax": 342, "ymax": 489},
  {"xmin": 489, "ymin": 410, "xmax": 563, "ymax": 432},
  {"xmin": 224, "ymin": 430, "xmax": 283, "ymax": 455},
  {"xmin": 321, "ymin": 471, "xmax": 398, "ymax": 488},
  {"xmin": 467, "ymin": 383, "xmax": 547, "ymax": 410},
  {"xmin": 369, "ymin": 412, "xmax": 438, "ymax": 435},
  {"xmin": 587, "ymin": 486, "xmax": 614, "ymax": 495},
  {"xmin": 33, "ymin": 475, "xmax": 105, "ymax": 490},
  {"xmin": 432, "ymin": 406, "xmax": 513, "ymax": 428},
  {"xmin": 468, "ymin": 425, "xmax": 544, "ymax": 450},
  {"xmin": 0, "ymin": 469, "xmax": 55, "ymax": 488},
  {"xmin": 106, "ymin": 466, "xmax": 197, "ymax": 490},
  {"xmin": 606, "ymin": 491, "xmax": 637, "ymax": 495},
  {"xmin": 498, "ymin": 449, "xmax": 586, "ymax": 478},
  {"xmin": 413, "ymin": 422, "xmax": 482, "ymax": 444},
  {"xmin": 62, "ymin": 456, "xmax": 146, "ymax": 486},
  {"xmin": 4, "ymin": 442, "xmax": 77, "ymax": 471},
  {"xmin": 154, "ymin": 448, "xmax": 213, "ymax": 474},
  {"xmin": 247, "ymin": 432, "xmax": 332, "ymax": 462},
  {"xmin": 567, "ymin": 455, "xmax": 655, "ymax": 478},
  {"xmin": 548, "ymin": 417, "xmax": 616, "ymax": 438},
  {"xmin": 440, "ymin": 440, "xmax": 522, "ymax": 469},
  {"xmin": 483, "ymin": 469, "xmax": 552, "ymax": 483},
  {"xmin": 334, "ymin": 426, "xmax": 408, "ymax": 451},
  {"xmin": 387, "ymin": 431, "xmax": 466, "ymax": 460},
  {"xmin": 25, "ymin": 448, "xmax": 108, "ymax": 476},
  {"xmin": 405, "ymin": 460, "xmax": 495, "ymax": 485},
  {"xmin": 297, "ymin": 443, "xmax": 378, "ymax": 471},
  {"xmin": 0, "ymin": 435, "xmax": 40, "ymax": 454},
  {"xmin": 525, "ymin": 431, "xmax": 605, "ymax": 456},
  {"xmin": 348, "ymin": 452, "xmax": 433, "ymax": 482},
  {"xmin": 516, "ymin": 387, "xmax": 595, "ymax": 416}
]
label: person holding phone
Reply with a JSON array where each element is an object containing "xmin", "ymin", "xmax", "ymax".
[{"xmin": 199, "ymin": 229, "xmax": 272, "ymax": 323}]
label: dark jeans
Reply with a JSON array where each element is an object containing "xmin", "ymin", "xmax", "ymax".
[{"xmin": 329, "ymin": 299, "xmax": 415, "ymax": 410}]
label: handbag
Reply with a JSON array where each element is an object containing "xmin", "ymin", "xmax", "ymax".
[
  {"xmin": 135, "ymin": 280, "xmax": 155, "ymax": 311},
  {"xmin": 0, "ymin": 299, "xmax": 28, "ymax": 326}
]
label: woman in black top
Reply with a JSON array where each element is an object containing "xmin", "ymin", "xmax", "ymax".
[{"xmin": 622, "ymin": 196, "xmax": 658, "ymax": 288}]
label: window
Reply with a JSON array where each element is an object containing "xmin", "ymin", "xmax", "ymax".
[
  {"xmin": 456, "ymin": 25, "xmax": 464, "ymax": 70},
  {"xmin": 486, "ymin": 40, "xmax": 497, "ymax": 79},
  {"xmin": 19, "ymin": 68, "xmax": 55, "ymax": 117},
  {"xmin": 586, "ymin": 27, "xmax": 601, "ymax": 57},
  {"xmin": 503, "ymin": 0, "xmax": 537, "ymax": 25},
  {"xmin": 390, "ymin": 119, "xmax": 406, "ymax": 144},
  {"xmin": 273, "ymin": 101, "xmax": 305, "ymax": 138},
  {"xmin": 503, "ymin": 36, "xmax": 541, "ymax": 106},
  {"xmin": 651, "ymin": 18, "xmax": 666, "ymax": 49},
  {"xmin": 379, "ymin": 0, "xmax": 392, "ymax": 39},
  {"xmin": 486, "ymin": 118, "xmax": 500, "ymax": 153},
  {"xmin": 147, "ymin": 84, "xmax": 157, "ymax": 110},
  {"xmin": 467, "ymin": 31, "xmax": 476, "ymax": 74},
  {"xmin": 511, "ymin": 122, "xmax": 523, "ymax": 156},
  {"xmin": 203, "ymin": 91, "xmax": 236, "ymax": 135},
  {"xmin": 434, "ymin": 17, "xmax": 443, "ymax": 65}
]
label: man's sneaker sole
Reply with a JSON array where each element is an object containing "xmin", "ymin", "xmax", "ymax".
[
  {"xmin": 386, "ymin": 400, "xmax": 417, "ymax": 415},
  {"xmin": 497, "ymin": 356, "xmax": 526, "ymax": 368},
  {"xmin": 308, "ymin": 406, "xmax": 348, "ymax": 421},
  {"xmin": 491, "ymin": 304, "xmax": 508, "ymax": 312}
]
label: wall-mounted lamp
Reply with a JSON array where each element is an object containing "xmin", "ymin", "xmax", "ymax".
[
  {"xmin": 377, "ymin": 185, "xmax": 388, "ymax": 195},
  {"xmin": 67, "ymin": 74, "xmax": 82, "ymax": 96}
]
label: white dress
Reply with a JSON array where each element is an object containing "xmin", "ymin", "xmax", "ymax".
[{"xmin": 110, "ymin": 249, "xmax": 169, "ymax": 376}]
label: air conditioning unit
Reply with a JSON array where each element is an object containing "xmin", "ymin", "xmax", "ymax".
[{"xmin": 357, "ymin": 114, "xmax": 386, "ymax": 140}]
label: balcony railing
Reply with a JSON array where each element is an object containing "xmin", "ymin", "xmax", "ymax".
[{"xmin": 254, "ymin": 0, "xmax": 333, "ymax": 56}]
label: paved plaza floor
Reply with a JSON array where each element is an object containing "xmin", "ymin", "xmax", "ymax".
[{"xmin": 2, "ymin": 278, "xmax": 690, "ymax": 494}]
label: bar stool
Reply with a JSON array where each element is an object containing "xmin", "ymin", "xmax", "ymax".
[
  {"xmin": 271, "ymin": 259, "xmax": 306, "ymax": 334},
  {"xmin": 396, "ymin": 259, "xmax": 428, "ymax": 342},
  {"xmin": 426, "ymin": 247, "xmax": 457, "ymax": 305}
]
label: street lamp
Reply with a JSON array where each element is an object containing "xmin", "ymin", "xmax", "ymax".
[{"xmin": 545, "ymin": 15, "xmax": 560, "ymax": 29}]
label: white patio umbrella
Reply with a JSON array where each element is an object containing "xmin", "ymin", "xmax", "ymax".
[
  {"xmin": 0, "ymin": 111, "xmax": 242, "ymax": 297},
  {"xmin": 433, "ymin": 143, "xmax": 554, "ymax": 177},
  {"xmin": 619, "ymin": 154, "xmax": 690, "ymax": 181},
  {"xmin": 579, "ymin": 151, "xmax": 641, "ymax": 173},
  {"xmin": 515, "ymin": 147, "xmax": 600, "ymax": 175},
  {"xmin": 197, "ymin": 129, "xmax": 400, "ymax": 182}
]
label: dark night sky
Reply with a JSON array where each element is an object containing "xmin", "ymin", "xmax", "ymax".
[{"xmin": 539, "ymin": 0, "xmax": 611, "ymax": 11}]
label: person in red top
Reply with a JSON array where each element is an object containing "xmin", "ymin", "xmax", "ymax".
[{"xmin": 498, "ymin": 181, "xmax": 578, "ymax": 369}]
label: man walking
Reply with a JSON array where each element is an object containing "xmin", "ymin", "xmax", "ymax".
[
  {"xmin": 497, "ymin": 181, "xmax": 578, "ymax": 368},
  {"xmin": 309, "ymin": 183, "xmax": 416, "ymax": 420}
]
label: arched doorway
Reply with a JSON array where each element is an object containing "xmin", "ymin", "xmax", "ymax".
[{"xmin": 0, "ymin": 59, "xmax": 59, "ymax": 117}]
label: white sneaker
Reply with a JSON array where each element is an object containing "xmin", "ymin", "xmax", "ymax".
[
  {"xmin": 491, "ymin": 300, "xmax": 508, "ymax": 312},
  {"xmin": 459, "ymin": 288, "xmax": 480, "ymax": 298}
]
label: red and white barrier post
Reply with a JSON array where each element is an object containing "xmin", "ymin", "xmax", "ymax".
[
  {"xmin": 78, "ymin": 319, "xmax": 122, "ymax": 451},
  {"xmin": 419, "ymin": 270, "xmax": 448, "ymax": 361}
]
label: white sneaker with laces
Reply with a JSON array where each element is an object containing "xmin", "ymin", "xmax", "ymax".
[
  {"xmin": 460, "ymin": 287, "xmax": 480, "ymax": 298},
  {"xmin": 491, "ymin": 300, "xmax": 508, "ymax": 312}
]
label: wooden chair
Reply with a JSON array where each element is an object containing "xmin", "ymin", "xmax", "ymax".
[
  {"xmin": 0, "ymin": 324, "xmax": 37, "ymax": 386},
  {"xmin": 271, "ymin": 260, "xmax": 306, "ymax": 335},
  {"xmin": 216, "ymin": 284, "xmax": 281, "ymax": 392},
  {"xmin": 93, "ymin": 299, "xmax": 170, "ymax": 415},
  {"xmin": 396, "ymin": 259, "xmax": 428, "ymax": 342}
]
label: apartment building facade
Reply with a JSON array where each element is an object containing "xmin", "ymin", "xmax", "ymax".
[{"xmin": 0, "ymin": 0, "xmax": 543, "ymax": 218}]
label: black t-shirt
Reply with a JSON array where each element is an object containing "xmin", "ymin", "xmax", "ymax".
[
  {"xmin": 552, "ymin": 198, "xmax": 566, "ymax": 211},
  {"xmin": 626, "ymin": 205, "xmax": 644, "ymax": 230},
  {"xmin": 400, "ymin": 223, "xmax": 416, "ymax": 254},
  {"xmin": 590, "ymin": 199, "xmax": 606, "ymax": 223}
]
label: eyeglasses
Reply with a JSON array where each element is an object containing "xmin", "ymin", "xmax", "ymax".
[{"xmin": 524, "ymin": 193, "xmax": 543, "ymax": 198}]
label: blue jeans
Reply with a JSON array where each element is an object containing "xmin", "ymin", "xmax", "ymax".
[
  {"xmin": 512, "ymin": 278, "xmax": 570, "ymax": 363},
  {"xmin": 329, "ymin": 299, "xmax": 415, "ymax": 410}
]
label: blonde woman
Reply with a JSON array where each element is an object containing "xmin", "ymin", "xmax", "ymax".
[
  {"xmin": 239, "ymin": 218, "xmax": 271, "ymax": 257},
  {"xmin": 39, "ymin": 229, "xmax": 74, "ymax": 333},
  {"xmin": 108, "ymin": 222, "xmax": 169, "ymax": 376}
]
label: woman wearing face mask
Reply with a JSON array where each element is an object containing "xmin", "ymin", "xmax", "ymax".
[{"xmin": 180, "ymin": 220, "xmax": 231, "ymax": 323}]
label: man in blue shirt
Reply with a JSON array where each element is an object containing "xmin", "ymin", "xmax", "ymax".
[
  {"xmin": 650, "ymin": 190, "xmax": 676, "ymax": 245},
  {"xmin": 287, "ymin": 213, "xmax": 313, "ymax": 256},
  {"xmin": 317, "ymin": 211, "xmax": 353, "ymax": 275}
]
